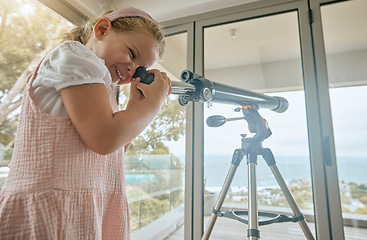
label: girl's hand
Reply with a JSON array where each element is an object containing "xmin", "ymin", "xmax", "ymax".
[
  {"xmin": 126, "ymin": 77, "xmax": 145, "ymax": 109},
  {"xmin": 136, "ymin": 69, "xmax": 172, "ymax": 104},
  {"xmin": 126, "ymin": 69, "xmax": 172, "ymax": 110}
]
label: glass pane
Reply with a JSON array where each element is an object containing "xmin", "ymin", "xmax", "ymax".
[
  {"xmin": 321, "ymin": 0, "xmax": 367, "ymax": 235},
  {"xmin": 126, "ymin": 33, "xmax": 187, "ymax": 239},
  {"xmin": 0, "ymin": 0, "xmax": 71, "ymax": 186},
  {"xmin": 203, "ymin": 12, "xmax": 316, "ymax": 239}
]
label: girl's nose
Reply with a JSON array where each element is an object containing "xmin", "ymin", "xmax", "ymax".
[{"xmin": 127, "ymin": 63, "xmax": 138, "ymax": 76}]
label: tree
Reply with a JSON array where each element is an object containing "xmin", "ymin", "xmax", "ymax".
[
  {"xmin": 0, "ymin": 0, "xmax": 70, "ymax": 155},
  {"xmin": 119, "ymin": 86, "xmax": 186, "ymax": 156}
]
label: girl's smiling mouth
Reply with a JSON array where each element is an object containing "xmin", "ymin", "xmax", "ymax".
[{"xmin": 115, "ymin": 66, "xmax": 123, "ymax": 80}]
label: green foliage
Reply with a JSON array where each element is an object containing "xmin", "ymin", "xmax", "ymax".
[
  {"xmin": 0, "ymin": 0, "xmax": 70, "ymax": 146},
  {"xmin": 224, "ymin": 178, "xmax": 367, "ymax": 216},
  {"xmin": 346, "ymin": 182, "xmax": 367, "ymax": 211},
  {"xmin": 129, "ymin": 195, "xmax": 170, "ymax": 232},
  {"xmin": 356, "ymin": 206, "xmax": 367, "ymax": 214},
  {"xmin": 0, "ymin": 118, "xmax": 17, "ymax": 147},
  {"xmin": 350, "ymin": 183, "xmax": 367, "ymax": 201},
  {"xmin": 0, "ymin": 117, "xmax": 16, "ymax": 164},
  {"xmin": 0, "ymin": 0, "xmax": 66, "ymax": 92},
  {"xmin": 125, "ymin": 155, "xmax": 183, "ymax": 197},
  {"xmin": 125, "ymin": 154, "xmax": 184, "ymax": 232},
  {"xmin": 119, "ymin": 91, "xmax": 186, "ymax": 155}
]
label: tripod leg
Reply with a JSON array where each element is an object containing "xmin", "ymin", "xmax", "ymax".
[
  {"xmin": 202, "ymin": 149, "xmax": 245, "ymax": 240},
  {"xmin": 247, "ymin": 152, "xmax": 260, "ymax": 240},
  {"xmin": 262, "ymin": 148, "xmax": 315, "ymax": 240}
]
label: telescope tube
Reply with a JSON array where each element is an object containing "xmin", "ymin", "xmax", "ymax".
[
  {"xmin": 210, "ymin": 82, "xmax": 288, "ymax": 113},
  {"xmin": 170, "ymin": 70, "xmax": 288, "ymax": 113}
]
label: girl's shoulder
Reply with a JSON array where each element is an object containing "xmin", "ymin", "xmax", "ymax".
[
  {"xmin": 38, "ymin": 41, "xmax": 109, "ymax": 84},
  {"xmin": 50, "ymin": 41, "xmax": 105, "ymax": 65},
  {"xmin": 31, "ymin": 41, "xmax": 112, "ymax": 117}
]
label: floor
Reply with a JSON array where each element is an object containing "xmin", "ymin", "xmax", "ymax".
[{"xmin": 164, "ymin": 216, "xmax": 367, "ymax": 239}]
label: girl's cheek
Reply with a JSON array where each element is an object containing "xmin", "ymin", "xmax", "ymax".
[{"xmin": 122, "ymin": 54, "xmax": 132, "ymax": 62}]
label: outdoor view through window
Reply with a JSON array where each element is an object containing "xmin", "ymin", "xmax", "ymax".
[
  {"xmin": 202, "ymin": 11, "xmax": 316, "ymax": 238},
  {"xmin": 200, "ymin": 2, "xmax": 367, "ymax": 238},
  {"xmin": 321, "ymin": 0, "xmax": 367, "ymax": 231}
]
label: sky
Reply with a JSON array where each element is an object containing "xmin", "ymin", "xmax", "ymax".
[{"xmin": 165, "ymin": 86, "xmax": 367, "ymax": 158}]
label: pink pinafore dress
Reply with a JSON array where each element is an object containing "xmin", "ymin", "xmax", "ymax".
[{"xmin": 0, "ymin": 64, "xmax": 130, "ymax": 239}]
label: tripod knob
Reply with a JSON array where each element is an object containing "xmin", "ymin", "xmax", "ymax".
[{"xmin": 206, "ymin": 115, "xmax": 227, "ymax": 127}]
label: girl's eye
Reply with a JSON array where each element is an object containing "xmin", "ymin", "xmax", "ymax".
[{"xmin": 129, "ymin": 48, "xmax": 136, "ymax": 59}]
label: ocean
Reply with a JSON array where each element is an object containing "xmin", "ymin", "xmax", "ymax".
[{"xmin": 181, "ymin": 154, "xmax": 367, "ymax": 190}]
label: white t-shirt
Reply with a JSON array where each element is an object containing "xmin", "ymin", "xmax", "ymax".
[{"xmin": 32, "ymin": 41, "xmax": 112, "ymax": 117}]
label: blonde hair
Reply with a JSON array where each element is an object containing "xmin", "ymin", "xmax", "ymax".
[{"xmin": 62, "ymin": 11, "xmax": 166, "ymax": 58}]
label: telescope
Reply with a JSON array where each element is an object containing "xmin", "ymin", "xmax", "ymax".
[{"xmin": 133, "ymin": 67, "xmax": 288, "ymax": 113}]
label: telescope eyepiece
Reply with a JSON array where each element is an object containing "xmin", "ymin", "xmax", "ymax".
[
  {"xmin": 181, "ymin": 70, "xmax": 193, "ymax": 82},
  {"xmin": 133, "ymin": 66, "xmax": 154, "ymax": 84}
]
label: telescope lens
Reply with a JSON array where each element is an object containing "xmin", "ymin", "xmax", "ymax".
[
  {"xmin": 182, "ymin": 72, "xmax": 188, "ymax": 79},
  {"xmin": 180, "ymin": 70, "xmax": 192, "ymax": 82},
  {"xmin": 272, "ymin": 96, "xmax": 289, "ymax": 113}
]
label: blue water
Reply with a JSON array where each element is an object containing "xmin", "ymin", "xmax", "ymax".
[
  {"xmin": 204, "ymin": 155, "xmax": 310, "ymax": 188},
  {"xmin": 125, "ymin": 174, "xmax": 158, "ymax": 183},
  {"xmin": 187, "ymin": 154, "xmax": 367, "ymax": 188}
]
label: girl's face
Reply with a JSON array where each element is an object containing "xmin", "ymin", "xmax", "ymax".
[{"xmin": 90, "ymin": 18, "xmax": 159, "ymax": 84}]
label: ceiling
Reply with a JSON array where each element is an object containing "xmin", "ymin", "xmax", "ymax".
[
  {"xmin": 39, "ymin": 0, "xmax": 367, "ymax": 91},
  {"xmin": 40, "ymin": 0, "xmax": 258, "ymax": 23},
  {"xmin": 41, "ymin": 0, "xmax": 367, "ymax": 63}
]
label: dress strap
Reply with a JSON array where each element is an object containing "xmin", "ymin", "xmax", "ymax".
[
  {"xmin": 26, "ymin": 58, "xmax": 44, "ymax": 96},
  {"xmin": 27, "ymin": 56, "xmax": 45, "ymax": 84}
]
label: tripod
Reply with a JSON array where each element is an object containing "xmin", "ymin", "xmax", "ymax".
[{"xmin": 202, "ymin": 105, "xmax": 315, "ymax": 240}]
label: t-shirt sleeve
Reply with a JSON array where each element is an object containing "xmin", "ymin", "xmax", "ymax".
[
  {"xmin": 34, "ymin": 41, "xmax": 111, "ymax": 90},
  {"xmin": 31, "ymin": 41, "xmax": 112, "ymax": 117}
]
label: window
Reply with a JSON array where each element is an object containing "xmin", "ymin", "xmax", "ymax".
[
  {"xmin": 321, "ymin": 0, "xmax": 367, "ymax": 233},
  {"xmin": 127, "ymin": 32, "xmax": 187, "ymax": 239},
  {"xmin": 0, "ymin": 0, "xmax": 71, "ymax": 187},
  {"xmin": 203, "ymin": 11, "xmax": 315, "ymax": 238}
]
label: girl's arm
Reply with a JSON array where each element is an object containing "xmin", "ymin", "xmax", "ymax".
[
  {"xmin": 122, "ymin": 74, "xmax": 150, "ymax": 153},
  {"xmin": 60, "ymin": 69, "xmax": 171, "ymax": 155}
]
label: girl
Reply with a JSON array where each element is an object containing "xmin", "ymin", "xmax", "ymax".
[{"xmin": 0, "ymin": 7, "xmax": 171, "ymax": 239}]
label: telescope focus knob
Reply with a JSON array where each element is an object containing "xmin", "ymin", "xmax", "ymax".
[
  {"xmin": 178, "ymin": 96, "xmax": 189, "ymax": 106},
  {"xmin": 206, "ymin": 115, "xmax": 227, "ymax": 127},
  {"xmin": 201, "ymin": 88, "xmax": 214, "ymax": 102}
]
